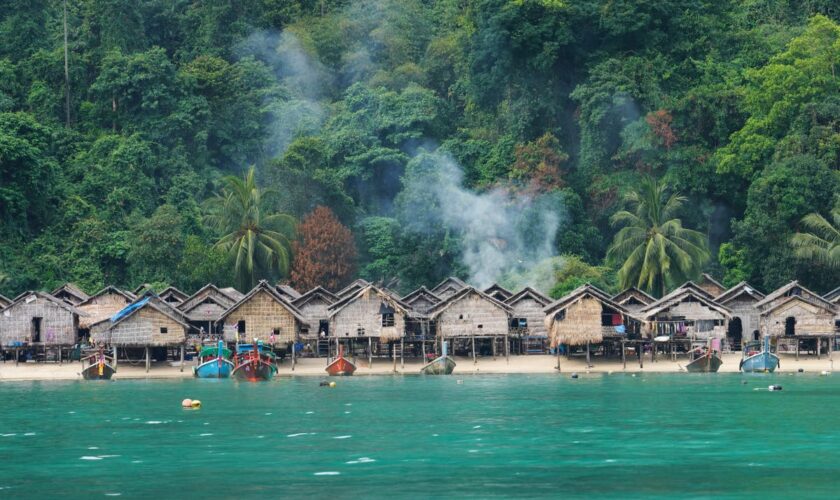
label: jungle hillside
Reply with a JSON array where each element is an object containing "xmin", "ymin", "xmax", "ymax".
[{"xmin": 0, "ymin": 0, "xmax": 838, "ymax": 298}]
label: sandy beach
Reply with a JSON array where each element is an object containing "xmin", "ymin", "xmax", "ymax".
[{"xmin": 0, "ymin": 353, "xmax": 836, "ymax": 381}]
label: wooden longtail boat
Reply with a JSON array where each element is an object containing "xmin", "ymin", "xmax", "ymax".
[
  {"xmin": 685, "ymin": 338, "xmax": 723, "ymax": 373},
  {"xmin": 232, "ymin": 342, "xmax": 277, "ymax": 381},
  {"xmin": 740, "ymin": 336, "xmax": 780, "ymax": 373},
  {"xmin": 194, "ymin": 340, "xmax": 234, "ymax": 379},
  {"xmin": 81, "ymin": 347, "xmax": 116, "ymax": 380},
  {"xmin": 421, "ymin": 340, "xmax": 456, "ymax": 375},
  {"xmin": 326, "ymin": 345, "xmax": 356, "ymax": 376}
]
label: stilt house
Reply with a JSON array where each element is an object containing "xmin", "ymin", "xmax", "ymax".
[
  {"xmin": 218, "ymin": 281, "xmax": 308, "ymax": 345},
  {"xmin": 714, "ymin": 282, "xmax": 764, "ymax": 348},
  {"xmin": 0, "ymin": 291, "xmax": 85, "ymax": 346}
]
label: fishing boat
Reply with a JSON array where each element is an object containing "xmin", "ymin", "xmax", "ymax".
[
  {"xmin": 232, "ymin": 341, "xmax": 278, "ymax": 381},
  {"xmin": 421, "ymin": 340, "xmax": 456, "ymax": 375},
  {"xmin": 685, "ymin": 338, "xmax": 723, "ymax": 373},
  {"xmin": 325, "ymin": 344, "xmax": 356, "ymax": 376},
  {"xmin": 81, "ymin": 346, "xmax": 116, "ymax": 380},
  {"xmin": 740, "ymin": 335, "xmax": 780, "ymax": 373},
  {"xmin": 194, "ymin": 340, "xmax": 234, "ymax": 379}
]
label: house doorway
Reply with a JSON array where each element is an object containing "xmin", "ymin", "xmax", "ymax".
[
  {"xmin": 784, "ymin": 316, "xmax": 796, "ymax": 337},
  {"xmin": 31, "ymin": 317, "xmax": 43, "ymax": 343},
  {"xmin": 727, "ymin": 317, "xmax": 743, "ymax": 350}
]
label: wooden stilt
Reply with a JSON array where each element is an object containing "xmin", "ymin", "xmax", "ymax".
[
  {"xmin": 505, "ymin": 333, "xmax": 509, "ymax": 364},
  {"xmin": 421, "ymin": 339, "xmax": 426, "ymax": 361},
  {"xmin": 796, "ymin": 339, "xmax": 800, "ymax": 361},
  {"xmin": 492, "ymin": 337, "xmax": 497, "ymax": 360},
  {"xmin": 586, "ymin": 341, "xmax": 591, "ymax": 368},
  {"xmin": 622, "ymin": 340, "xmax": 626, "ymax": 370},
  {"xmin": 817, "ymin": 337, "xmax": 821, "ymax": 360},
  {"xmin": 640, "ymin": 342, "xmax": 644, "ymax": 369},
  {"xmin": 180, "ymin": 345, "xmax": 184, "ymax": 372},
  {"xmin": 392, "ymin": 342, "xmax": 397, "ymax": 373},
  {"xmin": 555, "ymin": 344, "xmax": 561, "ymax": 372},
  {"xmin": 471, "ymin": 335, "xmax": 476, "ymax": 365},
  {"xmin": 145, "ymin": 346, "xmax": 150, "ymax": 373},
  {"xmin": 368, "ymin": 336, "xmax": 373, "ymax": 368},
  {"xmin": 15, "ymin": 347, "xmax": 19, "ymax": 366},
  {"xmin": 59, "ymin": 346, "xmax": 62, "ymax": 365},
  {"xmin": 400, "ymin": 338, "xmax": 404, "ymax": 370},
  {"xmin": 113, "ymin": 346, "xmax": 117, "ymax": 369}
]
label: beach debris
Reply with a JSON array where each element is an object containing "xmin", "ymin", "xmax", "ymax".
[
  {"xmin": 768, "ymin": 385, "xmax": 783, "ymax": 391},
  {"xmin": 821, "ymin": 370, "xmax": 831, "ymax": 376},
  {"xmin": 798, "ymin": 368, "xmax": 804, "ymax": 373},
  {"xmin": 571, "ymin": 373, "xmax": 579, "ymax": 379}
]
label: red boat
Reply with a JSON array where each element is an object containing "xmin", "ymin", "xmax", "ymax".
[
  {"xmin": 232, "ymin": 343, "xmax": 277, "ymax": 381},
  {"xmin": 326, "ymin": 345, "xmax": 356, "ymax": 376}
]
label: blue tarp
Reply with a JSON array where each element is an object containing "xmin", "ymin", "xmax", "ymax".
[
  {"xmin": 614, "ymin": 324, "xmax": 626, "ymax": 335},
  {"xmin": 110, "ymin": 297, "xmax": 150, "ymax": 323}
]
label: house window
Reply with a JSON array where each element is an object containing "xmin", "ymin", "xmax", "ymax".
[
  {"xmin": 160, "ymin": 327, "xmax": 168, "ymax": 334},
  {"xmin": 237, "ymin": 320, "xmax": 246, "ymax": 334},
  {"xmin": 357, "ymin": 327, "xmax": 366, "ymax": 336},
  {"xmin": 273, "ymin": 328, "xmax": 280, "ymax": 336},
  {"xmin": 382, "ymin": 313, "xmax": 395, "ymax": 327}
]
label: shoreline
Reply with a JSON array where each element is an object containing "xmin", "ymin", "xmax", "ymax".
[{"xmin": 0, "ymin": 353, "xmax": 835, "ymax": 382}]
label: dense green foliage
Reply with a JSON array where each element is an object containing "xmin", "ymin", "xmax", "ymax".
[{"xmin": 0, "ymin": 1, "xmax": 837, "ymax": 297}]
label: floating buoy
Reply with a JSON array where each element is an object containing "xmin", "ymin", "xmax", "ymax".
[
  {"xmin": 798, "ymin": 368, "xmax": 804, "ymax": 373},
  {"xmin": 571, "ymin": 373, "xmax": 578, "ymax": 379},
  {"xmin": 181, "ymin": 399, "xmax": 193, "ymax": 408},
  {"xmin": 329, "ymin": 381, "xmax": 336, "ymax": 388},
  {"xmin": 768, "ymin": 385, "xmax": 783, "ymax": 391},
  {"xmin": 191, "ymin": 400, "xmax": 201, "ymax": 409},
  {"xmin": 741, "ymin": 380, "xmax": 748, "ymax": 385},
  {"xmin": 319, "ymin": 381, "xmax": 329, "ymax": 387},
  {"xmin": 821, "ymin": 371, "xmax": 831, "ymax": 376},
  {"xmin": 456, "ymin": 380, "xmax": 463, "ymax": 384}
]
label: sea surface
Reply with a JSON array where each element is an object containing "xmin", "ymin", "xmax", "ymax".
[{"xmin": 1, "ymin": 373, "xmax": 838, "ymax": 498}]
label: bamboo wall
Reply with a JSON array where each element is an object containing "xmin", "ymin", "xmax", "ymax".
[
  {"xmin": 95, "ymin": 307, "xmax": 187, "ymax": 346},
  {"xmin": 297, "ymin": 297, "xmax": 332, "ymax": 338},
  {"xmin": 79, "ymin": 293, "xmax": 131, "ymax": 328},
  {"xmin": 761, "ymin": 299, "xmax": 835, "ymax": 337},
  {"xmin": 221, "ymin": 290, "xmax": 300, "ymax": 343},
  {"xmin": 436, "ymin": 292, "xmax": 508, "ymax": 338},
  {"xmin": 509, "ymin": 297, "xmax": 548, "ymax": 337},
  {"xmin": 406, "ymin": 296, "xmax": 437, "ymax": 315},
  {"xmin": 723, "ymin": 296, "xmax": 761, "ymax": 339},
  {"xmin": 330, "ymin": 291, "xmax": 405, "ymax": 341},
  {"xmin": 0, "ymin": 295, "xmax": 78, "ymax": 345}
]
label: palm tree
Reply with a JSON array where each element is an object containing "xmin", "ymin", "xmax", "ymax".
[
  {"xmin": 791, "ymin": 202, "xmax": 840, "ymax": 270},
  {"xmin": 204, "ymin": 167, "xmax": 296, "ymax": 290},
  {"xmin": 606, "ymin": 176, "xmax": 710, "ymax": 297}
]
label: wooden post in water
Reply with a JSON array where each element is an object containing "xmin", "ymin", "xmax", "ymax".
[
  {"xmin": 145, "ymin": 346, "xmax": 150, "ymax": 373},
  {"xmin": 180, "ymin": 345, "xmax": 184, "ymax": 373}
]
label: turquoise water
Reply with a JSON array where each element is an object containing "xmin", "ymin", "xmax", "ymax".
[{"xmin": 1, "ymin": 373, "xmax": 839, "ymax": 498}]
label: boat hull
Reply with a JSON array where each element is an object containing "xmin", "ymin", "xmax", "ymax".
[
  {"xmin": 685, "ymin": 354, "xmax": 723, "ymax": 373},
  {"xmin": 81, "ymin": 363, "xmax": 116, "ymax": 380},
  {"xmin": 194, "ymin": 358, "xmax": 234, "ymax": 378},
  {"xmin": 740, "ymin": 352, "xmax": 780, "ymax": 373},
  {"xmin": 421, "ymin": 356, "xmax": 456, "ymax": 375},
  {"xmin": 232, "ymin": 360, "xmax": 276, "ymax": 381},
  {"xmin": 326, "ymin": 357, "xmax": 356, "ymax": 376}
]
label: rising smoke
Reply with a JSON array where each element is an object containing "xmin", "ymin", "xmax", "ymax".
[{"xmin": 399, "ymin": 151, "xmax": 566, "ymax": 290}]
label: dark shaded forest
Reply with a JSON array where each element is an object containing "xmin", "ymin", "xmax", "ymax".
[{"xmin": 0, "ymin": 0, "xmax": 838, "ymax": 298}]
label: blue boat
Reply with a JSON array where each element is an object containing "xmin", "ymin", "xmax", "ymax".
[
  {"xmin": 194, "ymin": 340, "xmax": 234, "ymax": 378},
  {"xmin": 740, "ymin": 336, "xmax": 780, "ymax": 373}
]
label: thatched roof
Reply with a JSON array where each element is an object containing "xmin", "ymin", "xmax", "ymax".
[
  {"xmin": 640, "ymin": 286, "xmax": 731, "ymax": 320},
  {"xmin": 220, "ymin": 287, "xmax": 244, "ymax": 301},
  {"xmin": 755, "ymin": 281, "xmax": 834, "ymax": 311},
  {"xmin": 51, "ymin": 283, "xmax": 90, "ymax": 304},
  {"xmin": 292, "ymin": 286, "xmax": 338, "ymax": 308},
  {"xmin": 78, "ymin": 286, "xmax": 136, "ymax": 307},
  {"xmin": 758, "ymin": 293, "xmax": 836, "ymax": 316},
  {"xmin": 505, "ymin": 287, "xmax": 551, "ymax": 307},
  {"xmin": 159, "ymin": 286, "xmax": 189, "ymax": 304},
  {"xmin": 275, "ymin": 284, "xmax": 301, "ymax": 301},
  {"xmin": 430, "ymin": 276, "xmax": 469, "ymax": 298},
  {"xmin": 90, "ymin": 294, "xmax": 190, "ymax": 332},
  {"xmin": 484, "ymin": 283, "xmax": 513, "ymax": 301},
  {"xmin": 824, "ymin": 285, "xmax": 840, "ymax": 302},
  {"xmin": 612, "ymin": 287, "xmax": 655, "ymax": 307},
  {"xmin": 133, "ymin": 283, "xmax": 153, "ymax": 295},
  {"xmin": 400, "ymin": 286, "xmax": 442, "ymax": 317},
  {"xmin": 335, "ymin": 279, "xmax": 371, "ymax": 298},
  {"xmin": 218, "ymin": 280, "xmax": 308, "ymax": 325},
  {"xmin": 0, "ymin": 293, "xmax": 11, "ymax": 309},
  {"xmin": 715, "ymin": 281, "xmax": 765, "ymax": 304},
  {"xmin": 543, "ymin": 284, "xmax": 631, "ymax": 346},
  {"xmin": 177, "ymin": 284, "xmax": 237, "ymax": 313},
  {"xmin": 6, "ymin": 291, "xmax": 87, "ymax": 316},
  {"xmin": 427, "ymin": 285, "xmax": 512, "ymax": 318},
  {"xmin": 698, "ymin": 273, "xmax": 726, "ymax": 296},
  {"xmin": 328, "ymin": 284, "xmax": 411, "ymax": 317}
]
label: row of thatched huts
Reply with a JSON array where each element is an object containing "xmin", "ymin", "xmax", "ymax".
[{"xmin": 1, "ymin": 274, "xmax": 838, "ymax": 363}]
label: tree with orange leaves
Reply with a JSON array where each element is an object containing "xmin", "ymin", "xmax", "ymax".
[{"xmin": 290, "ymin": 206, "xmax": 357, "ymax": 292}]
